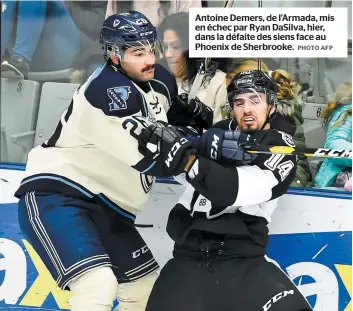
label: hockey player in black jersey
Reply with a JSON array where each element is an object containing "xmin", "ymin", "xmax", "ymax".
[
  {"xmin": 138, "ymin": 70, "xmax": 313, "ymax": 311},
  {"xmin": 15, "ymin": 11, "xmax": 211, "ymax": 311}
]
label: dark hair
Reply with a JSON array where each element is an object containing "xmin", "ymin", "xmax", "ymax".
[
  {"xmin": 157, "ymin": 12, "xmax": 189, "ymax": 58},
  {"xmin": 157, "ymin": 12, "xmax": 231, "ymax": 89}
]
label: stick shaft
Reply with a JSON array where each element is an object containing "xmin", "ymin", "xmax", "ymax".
[{"xmin": 244, "ymin": 145, "xmax": 352, "ymax": 159}]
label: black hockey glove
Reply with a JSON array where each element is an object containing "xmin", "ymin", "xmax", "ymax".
[
  {"xmin": 138, "ymin": 123, "xmax": 196, "ymax": 176},
  {"xmin": 196, "ymin": 128, "xmax": 258, "ymax": 165},
  {"xmin": 189, "ymin": 96, "xmax": 213, "ymax": 130},
  {"xmin": 170, "ymin": 93, "xmax": 213, "ymax": 130},
  {"xmin": 167, "ymin": 94, "xmax": 194, "ymax": 127},
  {"xmin": 173, "ymin": 125, "xmax": 200, "ymax": 139},
  {"xmin": 149, "ymin": 121, "xmax": 199, "ymax": 139}
]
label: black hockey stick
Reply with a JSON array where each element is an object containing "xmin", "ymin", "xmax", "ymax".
[{"xmin": 243, "ymin": 145, "xmax": 352, "ymax": 159}]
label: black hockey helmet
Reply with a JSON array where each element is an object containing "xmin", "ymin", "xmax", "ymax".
[
  {"xmin": 227, "ymin": 70, "xmax": 278, "ymax": 108},
  {"xmin": 100, "ymin": 11, "xmax": 162, "ymax": 61}
]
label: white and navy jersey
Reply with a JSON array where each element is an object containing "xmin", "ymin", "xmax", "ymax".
[
  {"xmin": 168, "ymin": 119, "xmax": 297, "ymax": 254},
  {"xmin": 15, "ymin": 63, "xmax": 178, "ymax": 223}
]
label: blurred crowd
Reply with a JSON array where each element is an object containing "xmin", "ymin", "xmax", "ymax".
[{"xmin": 1, "ymin": 0, "xmax": 351, "ymax": 192}]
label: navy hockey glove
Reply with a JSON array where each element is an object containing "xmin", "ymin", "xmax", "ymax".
[
  {"xmin": 138, "ymin": 123, "xmax": 196, "ymax": 175},
  {"xmin": 196, "ymin": 128, "xmax": 258, "ymax": 165}
]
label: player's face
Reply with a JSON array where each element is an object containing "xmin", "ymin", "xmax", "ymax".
[
  {"xmin": 162, "ymin": 29, "xmax": 184, "ymax": 77},
  {"xmin": 120, "ymin": 45, "xmax": 156, "ymax": 82},
  {"xmin": 231, "ymin": 92, "xmax": 271, "ymax": 133}
]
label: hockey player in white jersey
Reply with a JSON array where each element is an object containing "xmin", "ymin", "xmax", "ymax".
[{"xmin": 15, "ymin": 11, "xmax": 209, "ymax": 311}]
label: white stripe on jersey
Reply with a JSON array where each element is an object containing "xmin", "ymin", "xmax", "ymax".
[
  {"xmin": 186, "ymin": 159, "xmax": 199, "ymax": 180},
  {"xmin": 233, "ymin": 165, "xmax": 278, "ymax": 206},
  {"xmin": 179, "ymin": 163, "xmax": 281, "ymax": 222}
]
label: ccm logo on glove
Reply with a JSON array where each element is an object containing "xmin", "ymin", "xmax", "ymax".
[{"xmin": 165, "ymin": 138, "xmax": 188, "ymax": 168}]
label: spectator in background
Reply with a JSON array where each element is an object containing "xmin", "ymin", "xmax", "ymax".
[
  {"xmin": 1, "ymin": 0, "xmax": 80, "ymax": 79},
  {"xmin": 65, "ymin": 1, "xmax": 108, "ymax": 81},
  {"xmin": 105, "ymin": 0, "xmax": 202, "ymax": 27},
  {"xmin": 157, "ymin": 12, "xmax": 232, "ymax": 124},
  {"xmin": 227, "ymin": 59, "xmax": 313, "ymax": 188},
  {"xmin": 314, "ymin": 82, "xmax": 352, "ymax": 191},
  {"xmin": 65, "ymin": 1, "xmax": 107, "ymax": 42}
]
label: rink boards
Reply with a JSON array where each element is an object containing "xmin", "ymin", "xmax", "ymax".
[{"xmin": 0, "ymin": 164, "xmax": 351, "ymax": 311}]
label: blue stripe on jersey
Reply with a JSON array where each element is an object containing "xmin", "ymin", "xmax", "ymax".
[
  {"xmin": 20, "ymin": 175, "xmax": 95, "ymax": 198},
  {"xmin": 141, "ymin": 161, "xmax": 156, "ymax": 174},
  {"xmin": 152, "ymin": 79, "xmax": 172, "ymax": 106},
  {"xmin": 97, "ymin": 194, "xmax": 136, "ymax": 221},
  {"xmin": 84, "ymin": 63, "xmax": 107, "ymax": 91},
  {"xmin": 18, "ymin": 174, "xmax": 136, "ymax": 221}
]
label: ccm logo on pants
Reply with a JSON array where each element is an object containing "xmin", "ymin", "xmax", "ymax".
[{"xmin": 262, "ymin": 290, "xmax": 294, "ymax": 311}]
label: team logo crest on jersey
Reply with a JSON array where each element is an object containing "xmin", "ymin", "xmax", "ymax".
[
  {"xmin": 278, "ymin": 130, "xmax": 296, "ymax": 147},
  {"xmin": 113, "ymin": 19, "xmax": 120, "ymax": 27},
  {"xmin": 107, "ymin": 86, "xmax": 131, "ymax": 111}
]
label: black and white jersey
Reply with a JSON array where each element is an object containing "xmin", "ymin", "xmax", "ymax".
[
  {"xmin": 15, "ymin": 63, "xmax": 178, "ymax": 223},
  {"xmin": 168, "ymin": 119, "xmax": 297, "ymax": 253}
]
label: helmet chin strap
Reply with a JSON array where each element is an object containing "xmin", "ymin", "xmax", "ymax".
[
  {"xmin": 259, "ymin": 86, "xmax": 277, "ymax": 130},
  {"xmin": 259, "ymin": 103, "xmax": 276, "ymax": 131},
  {"xmin": 259, "ymin": 108, "xmax": 271, "ymax": 130}
]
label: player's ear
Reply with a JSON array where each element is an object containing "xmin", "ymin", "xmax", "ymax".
[
  {"xmin": 269, "ymin": 104, "xmax": 275, "ymax": 114},
  {"xmin": 111, "ymin": 54, "xmax": 120, "ymax": 65}
]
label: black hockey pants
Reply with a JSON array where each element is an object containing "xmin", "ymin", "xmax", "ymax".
[{"xmin": 146, "ymin": 237, "xmax": 313, "ymax": 311}]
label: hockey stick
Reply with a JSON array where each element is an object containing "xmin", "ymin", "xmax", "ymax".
[
  {"xmin": 188, "ymin": 58, "xmax": 210, "ymax": 102},
  {"xmin": 188, "ymin": 0, "xmax": 234, "ymax": 103},
  {"xmin": 243, "ymin": 145, "xmax": 352, "ymax": 159}
]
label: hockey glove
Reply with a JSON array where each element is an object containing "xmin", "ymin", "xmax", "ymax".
[
  {"xmin": 189, "ymin": 96, "xmax": 213, "ymax": 129},
  {"xmin": 138, "ymin": 123, "xmax": 196, "ymax": 176},
  {"xmin": 150, "ymin": 121, "xmax": 199, "ymax": 139},
  {"xmin": 170, "ymin": 93, "xmax": 213, "ymax": 130},
  {"xmin": 196, "ymin": 128, "xmax": 258, "ymax": 165},
  {"xmin": 173, "ymin": 125, "xmax": 200, "ymax": 140},
  {"xmin": 167, "ymin": 94, "xmax": 195, "ymax": 127}
]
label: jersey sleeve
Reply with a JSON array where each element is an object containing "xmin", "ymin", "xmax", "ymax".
[
  {"xmin": 184, "ymin": 129, "xmax": 297, "ymax": 207},
  {"xmin": 77, "ymin": 65, "xmax": 172, "ymax": 177}
]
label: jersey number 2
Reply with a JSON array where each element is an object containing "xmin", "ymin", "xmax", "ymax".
[{"xmin": 122, "ymin": 117, "xmax": 149, "ymax": 140}]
